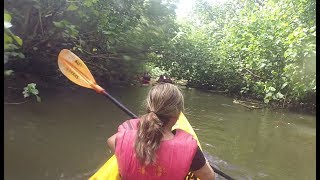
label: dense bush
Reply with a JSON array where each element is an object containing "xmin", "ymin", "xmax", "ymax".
[{"xmin": 152, "ymin": 0, "xmax": 316, "ymax": 106}]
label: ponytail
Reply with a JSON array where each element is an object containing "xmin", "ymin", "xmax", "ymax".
[
  {"xmin": 134, "ymin": 83, "xmax": 184, "ymax": 165},
  {"xmin": 134, "ymin": 111, "xmax": 164, "ymax": 165}
]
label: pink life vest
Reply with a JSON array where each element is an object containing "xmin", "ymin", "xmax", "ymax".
[{"xmin": 115, "ymin": 119, "xmax": 198, "ymax": 180}]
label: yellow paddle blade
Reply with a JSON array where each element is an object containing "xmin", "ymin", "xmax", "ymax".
[{"xmin": 58, "ymin": 49, "xmax": 104, "ymax": 93}]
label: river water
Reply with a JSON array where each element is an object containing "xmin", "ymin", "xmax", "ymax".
[{"xmin": 4, "ymin": 86, "xmax": 316, "ymax": 180}]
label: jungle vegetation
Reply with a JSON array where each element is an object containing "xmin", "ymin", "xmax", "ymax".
[{"xmin": 4, "ymin": 0, "xmax": 316, "ymax": 112}]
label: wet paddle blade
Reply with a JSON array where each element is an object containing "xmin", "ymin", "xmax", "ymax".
[{"xmin": 58, "ymin": 49, "xmax": 104, "ymax": 93}]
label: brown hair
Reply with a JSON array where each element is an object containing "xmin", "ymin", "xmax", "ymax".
[{"xmin": 134, "ymin": 83, "xmax": 184, "ymax": 165}]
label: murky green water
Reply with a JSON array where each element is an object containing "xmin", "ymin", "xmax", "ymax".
[{"xmin": 4, "ymin": 86, "xmax": 316, "ymax": 180}]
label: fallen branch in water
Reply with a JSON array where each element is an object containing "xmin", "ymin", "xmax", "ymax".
[
  {"xmin": 235, "ymin": 99, "xmax": 261, "ymax": 105},
  {"xmin": 208, "ymin": 89, "xmax": 228, "ymax": 93},
  {"xmin": 233, "ymin": 99, "xmax": 263, "ymax": 110},
  {"xmin": 4, "ymin": 101, "xmax": 28, "ymax": 105},
  {"xmin": 7, "ymin": 86, "xmax": 22, "ymax": 90}
]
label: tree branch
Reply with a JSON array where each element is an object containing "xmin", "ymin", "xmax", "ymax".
[
  {"xmin": 83, "ymin": 60, "xmax": 110, "ymax": 73},
  {"xmin": 4, "ymin": 101, "xmax": 28, "ymax": 105},
  {"xmin": 39, "ymin": 9, "xmax": 44, "ymax": 36},
  {"xmin": 244, "ymin": 69, "xmax": 262, "ymax": 79}
]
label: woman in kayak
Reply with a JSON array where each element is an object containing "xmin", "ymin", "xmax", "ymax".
[
  {"xmin": 107, "ymin": 83, "xmax": 215, "ymax": 179},
  {"xmin": 157, "ymin": 74, "xmax": 173, "ymax": 84},
  {"xmin": 141, "ymin": 72, "xmax": 151, "ymax": 85}
]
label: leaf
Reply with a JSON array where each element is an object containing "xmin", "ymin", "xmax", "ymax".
[
  {"xmin": 67, "ymin": 4, "xmax": 78, "ymax": 11},
  {"xmin": 4, "ymin": 70, "xmax": 14, "ymax": 76},
  {"xmin": 28, "ymin": 83, "xmax": 36, "ymax": 89},
  {"xmin": 23, "ymin": 91, "xmax": 29, "ymax": 98},
  {"xmin": 31, "ymin": 89, "xmax": 39, "ymax": 95},
  {"xmin": 28, "ymin": 84, "xmax": 35, "ymax": 91},
  {"xmin": 272, "ymin": 95, "xmax": 277, "ymax": 100},
  {"xmin": 22, "ymin": 83, "xmax": 40, "ymax": 101},
  {"xmin": 102, "ymin": 31, "xmax": 113, "ymax": 35},
  {"xmin": 264, "ymin": 99, "xmax": 269, "ymax": 103},
  {"xmin": 123, "ymin": 55, "xmax": 131, "ymax": 60},
  {"xmin": 77, "ymin": 47, "xmax": 84, "ymax": 53},
  {"xmin": 4, "ymin": 21, "xmax": 12, "ymax": 28},
  {"xmin": 276, "ymin": 92, "xmax": 284, "ymax": 99},
  {"xmin": 260, "ymin": 63, "xmax": 266, "ymax": 68},
  {"xmin": 84, "ymin": 0, "xmax": 93, "ymax": 7},
  {"xmin": 4, "ymin": 12, "xmax": 11, "ymax": 23},
  {"xmin": 13, "ymin": 35, "xmax": 23, "ymax": 46},
  {"xmin": 281, "ymin": 82, "xmax": 288, "ymax": 89},
  {"xmin": 36, "ymin": 95, "xmax": 41, "ymax": 102},
  {"xmin": 4, "ymin": 33, "xmax": 13, "ymax": 46},
  {"xmin": 33, "ymin": 4, "xmax": 41, "ymax": 9},
  {"xmin": 11, "ymin": 52, "xmax": 19, "ymax": 56},
  {"xmin": 53, "ymin": 21, "xmax": 64, "ymax": 28},
  {"xmin": 269, "ymin": 87, "xmax": 276, "ymax": 92},
  {"xmin": 265, "ymin": 92, "xmax": 273, "ymax": 97},
  {"xmin": 284, "ymin": 50, "xmax": 290, "ymax": 58},
  {"xmin": 4, "ymin": 54, "xmax": 9, "ymax": 63},
  {"xmin": 18, "ymin": 53, "xmax": 25, "ymax": 59},
  {"xmin": 93, "ymin": 10, "xmax": 99, "ymax": 16},
  {"xmin": 79, "ymin": 39, "xmax": 86, "ymax": 45}
]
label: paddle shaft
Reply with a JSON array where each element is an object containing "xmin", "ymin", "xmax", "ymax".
[
  {"xmin": 101, "ymin": 90, "xmax": 138, "ymax": 119},
  {"xmin": 101, "ymin": 90, "xmax": 234, "ymax": 180},
  {"xmin": 212, "ymin": 168, "xmax": 235, "ymax": 180}
]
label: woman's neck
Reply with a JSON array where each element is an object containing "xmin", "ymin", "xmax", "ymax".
[
  {"xmin": 161, "ymin": 129, "xmax": 174, "ymax": 140},
  {"xmin": 161, "ymin": 117, "xmax": 178, "ymax": 140}
]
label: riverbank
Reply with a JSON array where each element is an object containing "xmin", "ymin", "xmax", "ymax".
[
  {"xmin": 174, "ymin": 79, "xmax": 316, "ymax": 115},
  {"xmin": 4, "ymin": 74, "xmax": 316, "ymax": 115},
  {"xmin": 181, "ymin": 84, "xmax": 316, "ymax": 115}
]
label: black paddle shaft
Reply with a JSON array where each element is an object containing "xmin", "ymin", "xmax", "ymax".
[
  {"xmin": 213, "ymin": 168, "xmax": 235, "ymax": 180},
  {"xmin": 101, "ymin": 90, "xmax": 234, "ymax": 180},
  {"xmin": 102, "ymin": 90, "xmax": 138, "ymax": 119}
]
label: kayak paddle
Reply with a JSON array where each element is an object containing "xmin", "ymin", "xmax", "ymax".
[{"xmin": 58, "ymin": 49, "xmax": 137, "ymax": 119}]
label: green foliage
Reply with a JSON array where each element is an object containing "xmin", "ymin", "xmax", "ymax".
[
  {"xmin": 4, "ymin": 10, "xmax": 40, "ymax": 101},
  {"xmin": 4, "ymin": 70, "xmax": 14, "ymax": 76},
  {"xmin": 53, "ymin": 20, "xmax": 79, "ymax": 39},
  {"xmin": 23, "ymin": 83, "xmax": 41, "ymax": 102},
  {"xmin": 4, "ymin": 11, "xmax": 24, "ymax": 64},
  {"xmin": 4, "ymin": 0, "xmax": 178, "ymax": 85},
  {"xmin": 4, "ymin": 0, "xmax": 315, "ymax": 108},
  {"xmin": 219, "ymin": 0, "xmax": 316, "ymax": 103},
  {"xmin": 144, "ymin": 62, "xmax": 167, "ymax": 78},
  {"xmin": 151, "ymin": 0, "xmax": 315, "ymax": 105}
]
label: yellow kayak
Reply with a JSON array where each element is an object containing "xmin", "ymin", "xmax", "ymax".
[{"xmin": 89, "ymin": 112, "xmax": 202, "ymax": 180}]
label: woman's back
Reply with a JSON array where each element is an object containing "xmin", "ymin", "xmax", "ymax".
[{"xmin": 115, "ymin": 123, "xmax": 197, "ymax": 179}]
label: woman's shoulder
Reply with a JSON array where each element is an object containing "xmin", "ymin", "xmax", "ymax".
[
  {"xmin": 174, "ymin": 129, "xmax": 197, "ymax": 143},
  {"xmin": 118, "ymin": 118, "xmax": 140, "ymax": 132}
]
